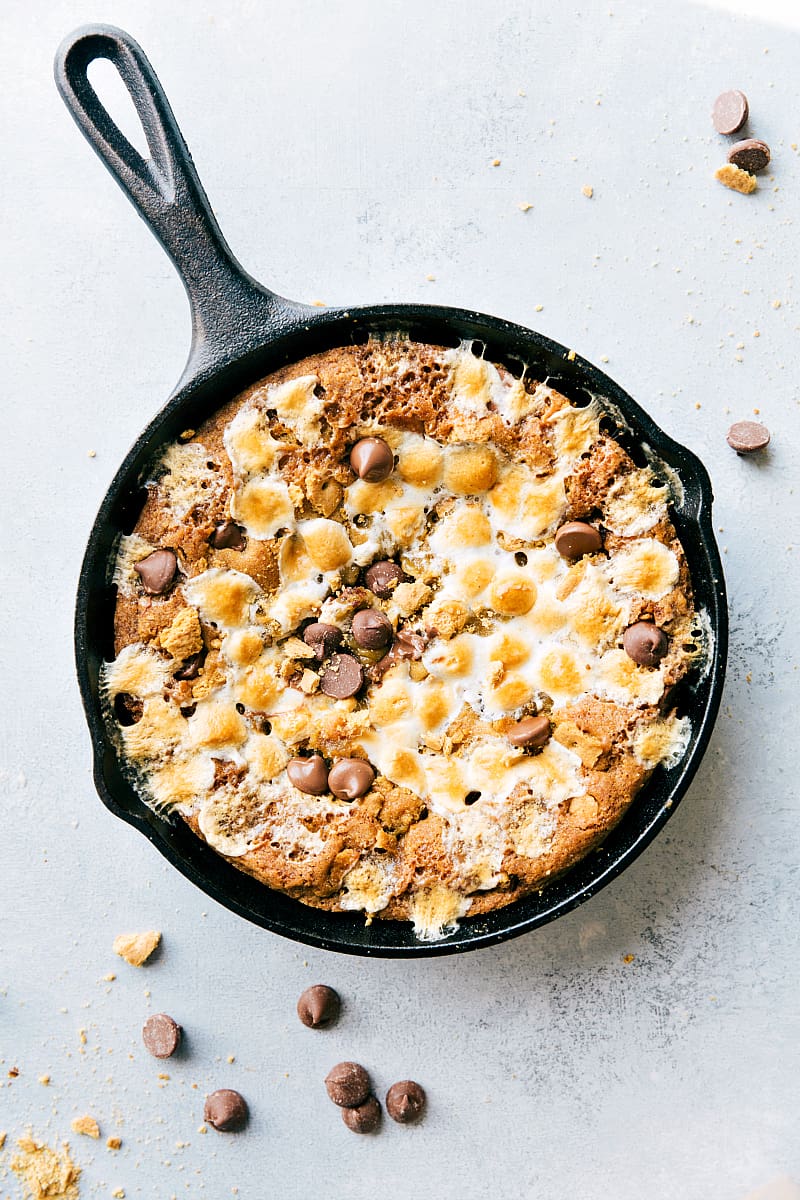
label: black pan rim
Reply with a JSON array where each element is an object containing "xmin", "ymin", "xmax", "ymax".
[{"xmin": 75, "ymin": 300, "xmax": 728, "ymax": 958}]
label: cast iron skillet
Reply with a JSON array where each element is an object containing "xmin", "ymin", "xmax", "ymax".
[{"xmin": 56, "ymin": 25, "xmax": 727, "ymax": 958}]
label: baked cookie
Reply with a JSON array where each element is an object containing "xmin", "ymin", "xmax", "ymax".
[{"xmin": 103, "ymin": 339, "xmax": 705, "ymax": 939}]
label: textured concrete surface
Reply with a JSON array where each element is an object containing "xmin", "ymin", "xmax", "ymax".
[{"xmin": 1, "ymin": 1, "xmax": 799, "ymax": 1197}]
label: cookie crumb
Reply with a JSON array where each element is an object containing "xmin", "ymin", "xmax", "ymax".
[
  {"xmin": 112, "ymin": 1190, "xmax": 125, "ymax": 1199},
  {"xmin": 581, "ymin": 184, "xmax": 594, "ymax": 198},
  {"xmin": 425, "ymin": 273, "xmax": 436, "ymax": 281},
  {"xmin": 311, "ymin": 300, "xmax": 327, "ymax": 308},
  {"xmin": 107, "ymin": 1136, "xmax": 122, "ymax": 1151},
  {"xmin": 0, "ymin": 1131, "xmax": 6, "ymax": 1149},
  {"xmin": 715, "ymin": 164, "xmax": 757, "ymax": 194},
  {"xmin": 11, "ymin": 1136, "xmax": 80, "ymax": 1199},
  {"xmin": 491, "ymin": 158, "xmax": 501, "ymax": 167},
  {"xmin": 623, "ymin": 953, "xmax": 635, "ymax": 963},
  {"xmin": 113, "ymin": 930, "xmax": 161, "ymax": 967},
  {"xmin": 72, "ymin": 1115, "xmax": 100, "ymax": 1139},
  {"xmin": 103, "ymin": 973, "xmax": 116, "ymax": 982},
  {"xmin": 534, "ymin": 304, "xmax": 544, "ymax": 313},
  {"xmin": 518, "ymin": 201, "xmax": 533, "ymax": 212},
  {"xmin": 39, "ymin": 1074, "xmax": 51, "ymax": 1086},
  {"xmin": 78, "ymin": 1029, "xmax": 87, "ymax": 1046},
  {"xmin": 87, "ymin": 449, "xmax": 96, "ymax": 458}
]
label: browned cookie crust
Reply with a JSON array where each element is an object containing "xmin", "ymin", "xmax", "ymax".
[{"xmin": 103, "ymin": 339, "xmax": 704, "ymax": 940}]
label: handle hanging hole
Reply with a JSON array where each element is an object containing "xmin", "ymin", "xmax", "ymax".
[{"xmin": 87, "ymin": 56, "xmax": 150, "ymax": 159}]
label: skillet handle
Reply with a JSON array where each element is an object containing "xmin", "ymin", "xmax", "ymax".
[{"xmin": 54, "ymin": 24, "xmax": 308, "ymax": 382}]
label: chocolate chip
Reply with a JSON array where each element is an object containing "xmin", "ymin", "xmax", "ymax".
[
  {"xmin": 342, "ymin": 1096, "xmax": 381, "ymax": 1134},
  {"xmin": 727, "ymin": 138, "xmax": 770, "ymax": 173},
  {"xmin": 385, "ymin": 1080, "xmax": 426, "ymax": 1124},
  {"xmin": 364, "ymin": 560, "xmax": 406, "ymax": 598},
  {"xmin": 726, "ymin": 420, "xmax": 770, "ymax": 454},
  {"xmin": 325, "ymin": 1062, "xmax": 371, "ymax": 1108},
  {"xmin": 210, "ymin": 521, "xmax": 247, "ymax": 551},
  {"xmin": 142, "ymin": 1013, "xmax": 182, "ymax": 1059},
  {"xmin": 507, "ymin": 715, "xmax": 551, "ymax": 749},
  {"xmin": 393, "ymin": 629, "xmax": 427, "ymax": 660},
  {"xmin": 350, "ymin": 437, "xmax": 394, "ymax": 482},
  {"xmin": 204, "ymin": 1088, "xmax": 248, "ymax": 1132},
  {"xmin": 554, "ymin": 521, "xmax": 603, "ymax": 559},
  {"xmin": 712, "ymin": 89, "xmax": 749, "ymax": 135},
  {"xmin": 287, "ymin": 755, "xmax": 329, "ymax": 795},
  {"xmin": 302, "ymin": 622, "xmax": 343, "ymax": 661},
  {"xmin": 174, "ymin": 652, "xmax": 204, "ymax": 680},
  {"xmin": 113, "ymin": 692, "xmax": 143, "ymax": 726},
  {"xmin": 623, "ymin": 622, "xmax": 669, "ymax": 667},
  {"xmin": 134, "ymin": 549, "xmax": 177, "ymax": 594},
  {"xmin": 328, "ymin": 759, "xmax": 375, "ymax": 801},
  {"xmin": 297, "ymin": 985, "xmax": 341, "ymax": 1029},
  {"xmin": 320, "ymin": 653, "xmax": 364, "ymax": 699},
  {"xmin": 352, "ymin": 609, "xmax": 393, "ymax": 650}
]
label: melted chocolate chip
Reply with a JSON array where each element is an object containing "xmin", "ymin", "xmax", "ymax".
[
  {"xmin": 393, "ymin": 629, "xmax": 428, "ymax": 660},
  {"xmin": 385, "ymin": 1080, "xmax": 426, "ymax": 1124},
  {"xmin": 554, "ymin": 521, "xmax": 603, "ymax": 560},
  {"xmin": 320, "ymin": 653, "xmax": 364, "ymax": 699},
  {"xmin": 287, "ymin": 755, "xmax": 329, "ymax": 795},
  {"xmin": 623, "ymin": 621, "xmax": 669, "ymax": 667},
  {"xmin": 364, "ymin": 560, "xmax": 406, "ymax": 598},
  {"xmin": 325, "ymin": 1062, "xmax": 371, "ymax": 1108},
  {"xmin": 210, "ymin": 520, "xmax": 247, "ymax": 551},
  {"xmin": 113, "ymin": 692, "xmax": 143, "ymax": 726},
  {"xmin": 204, "ymin": 1089, "xmax": 248, "ymax": 1132},
  {"xmin": 134, "ymin": 549, "xmax": 177, "ymax": 594},
  {"xmin": 142, "ymin": 1013, "xmax": 182, "ymax": 1059},
  {"xmin": 328, "ymin": 759, "xmax": 375, "ymax": 801},
  {"xmin": 350, "ymin": 437, "xmax": 394, "ymax": 482},
  {"xmin": 352, "ymin": 609, "xmax": 393, "ymax": 650},
  {"xmin": 174, "ymin": 652, "xmax": 204, "ymax": 681},
  {"xmin": 342, "ymin": 1096, "xmax": 382, "ymax": 1134},
  {"xmin": 297, "ymin": 985, "xmax": 341, "ymax": 1029},
  {"xmin": 507, "ymin": 715, "xmax": 551, "ymax": 749},
  {"xmin": 712, "ymin": 89, "xmax": 749, "ymax": 135},
  {"xmin": 302, "ymin": 622, "xmax": 343, "ymax": 661},
  {"xmin": 727, "ymin": 138, "xmax": 770, "ymax": 173}
]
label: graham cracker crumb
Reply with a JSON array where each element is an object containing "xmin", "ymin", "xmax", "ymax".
[
  {"xmin": 112, "ymin": 1190, "xmax": 125, "ymax": 1199},
  {"xmin": 106, "ymin": 1137, "xmax": 122, "ymax": 1151},
  {"xmin": 71, "ymin": 1115, "xmax": 100, "ymax": 1139},
  {"xmin": 518, "ymin": 202, "xmax": 533, "ymax": 212},
  {"xmin": 581, "ymin": 184, "xmax": 594, "ymax": 198},
  {"xmin": 113, "ymin": 930, "xmax": 161, "ymax": 967},
  {"xmin": 623, "ymin": 953, "xmax": 635, "ymax": 964},
  {"xmin": 103, "ymin": 973, "xmax": 116, "ymax": 983},
  {"xmin": 10, "ymin": 1135, "xmax": 81, "ymax": 1199},
  {"xmin": 715, "ymin": 164, "xmax": 757, "ymax": 194},
  {"xmin": 0, "ymin": 1131, "xmax": 6, "ymax": 1149},
  {"xmin": 158, "ymin": 607, "xmax": 202, "ymax": 661},
  {"xmin": 39, "ymin": 1075, "xmax": 50, "ymax": 1086},
  {"xmin": 78, "ymin": 1030, "xmax": 87, "ymax": 1046},
  {"xmin": 491, "ymin": 158, "xmax": 501, "ymax": 166}
]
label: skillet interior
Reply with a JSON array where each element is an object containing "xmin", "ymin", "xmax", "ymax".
[{"xmin": 77, "ymin": 303, "xmax": 728, "ymax": 957}]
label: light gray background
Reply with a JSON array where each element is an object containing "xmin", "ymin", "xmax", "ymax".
[{"xmin": 1, "ymin": 1, "xmax": 798, "ymax": 1197}]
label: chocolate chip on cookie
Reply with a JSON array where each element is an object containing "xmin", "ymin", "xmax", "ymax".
[
  {"xmin": 287, "ymin": 755, "xmax": 329, "ymax": 795},
  {"xmin": 135, "ymin": 549, "xmax": 177, "ymax": 594},
  {"xmin": 554, "ymin": 521, "xmax": 603, "ymax": 560},
  {"xmin": 507, "ymin": 715, "xmax": 551, "ymax": 749},
  {"xmin": 623, "ymin": 621, "xmax": 669, "ymax": 667},
  {"xmin": 328, "ymin": 759, "xmax": 375, "ymax": 801},
  {"xmin": 352, "ymin": 609, "xmax": 393, "ymax": 650},
  {"xmin": 350, "ymin": 437, "xmax": 394, "ymax": 482},
  {"xmin": 320, "ymin": 653, "xmax": 364, "ymax": 699},
  {"xmin": 364, "ymin": 560, "xmax": 405, "ymax": 598},
  {"xmin": 210, "ymin": 521, "xmax": 247, "ymax": 551},
  {"xmin": 302, "ymin": 622, "xmax": 343, "ymax": 661}
]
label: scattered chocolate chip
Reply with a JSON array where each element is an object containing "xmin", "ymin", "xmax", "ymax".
[
  {"xmin": 507, "ymin": 715, "xmax": 551, "ymax": 749},
  {"xmin": 385, "ymin": 1080, "xmax": 426, "ymax": 1124},
  {"xmin": 142, "ymin": 1013, "xmax": 182, "ymax": 1059},
  {"xmin": 174, "ymin": 652, "xmax": 204, "ymax": 680},
  {"xmin": 325, "ymin": 1062, "xmax": 371, "ymax": 1108},
  {"xmin": 297, "ymin": 985, "xmax": 341, "ymax": 1029},
  {"xmin": 350, "ymin": 437, "xmax": 394, "ymax": 482},
  {"xmin": 554, "ymin": 521, "xmax": 603, "ymax": 559},
  {"xmin": 302, "ymin": 622, "xmax": 343, "ymax": 661},
  {"xmin": 320, "ymin": 652, "xmax": 364, "ymax": 699},
  {"xmin": 204, "ymin": 1088, "xmax": 248, "ymax": 1132},
  {"xmin": 113, "ymin": 692, "xmax": 143, "ymax": 726},
  {"xmin": 623, "ymin": 621, "xmax": 670, "ymax": 667},
  {"xmin": 364, "ymin": 560, "xmax": 406, "ymax": 598},
  {"xmin": 134, "ymin": 549, "xmax": 177, "ymax": 594},
  {"xmin": 342, "ymin": 1096, "xmax": 382, "ymax": 1134},
  {"xmin": 712, "ymin": 89, "xmax": 749, "ymax": 135},
  {"xmin": 328, "ymin": 759, "xmax": 375, "ymax": 801},
  {"xmin": 287, "ymin": 755, "xmax": 329, "ymax": 796},
  {"xmin": 210, "ymin": 520, "xmax": 247, "ymax": 551},
  {"xmin": 726, "ymin": 420, "xmax": 770, "ymax": 454},
  {"xmin": 179, "ymin": 703, "xmax": 196, "ymax": 719},
  {"xmin": 352, "ymin": 609, "xmax": 393, "ymax": 650},
  {"xmin": 727, "ymin": 137, "xmax": 770, "ymax": 173}
]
